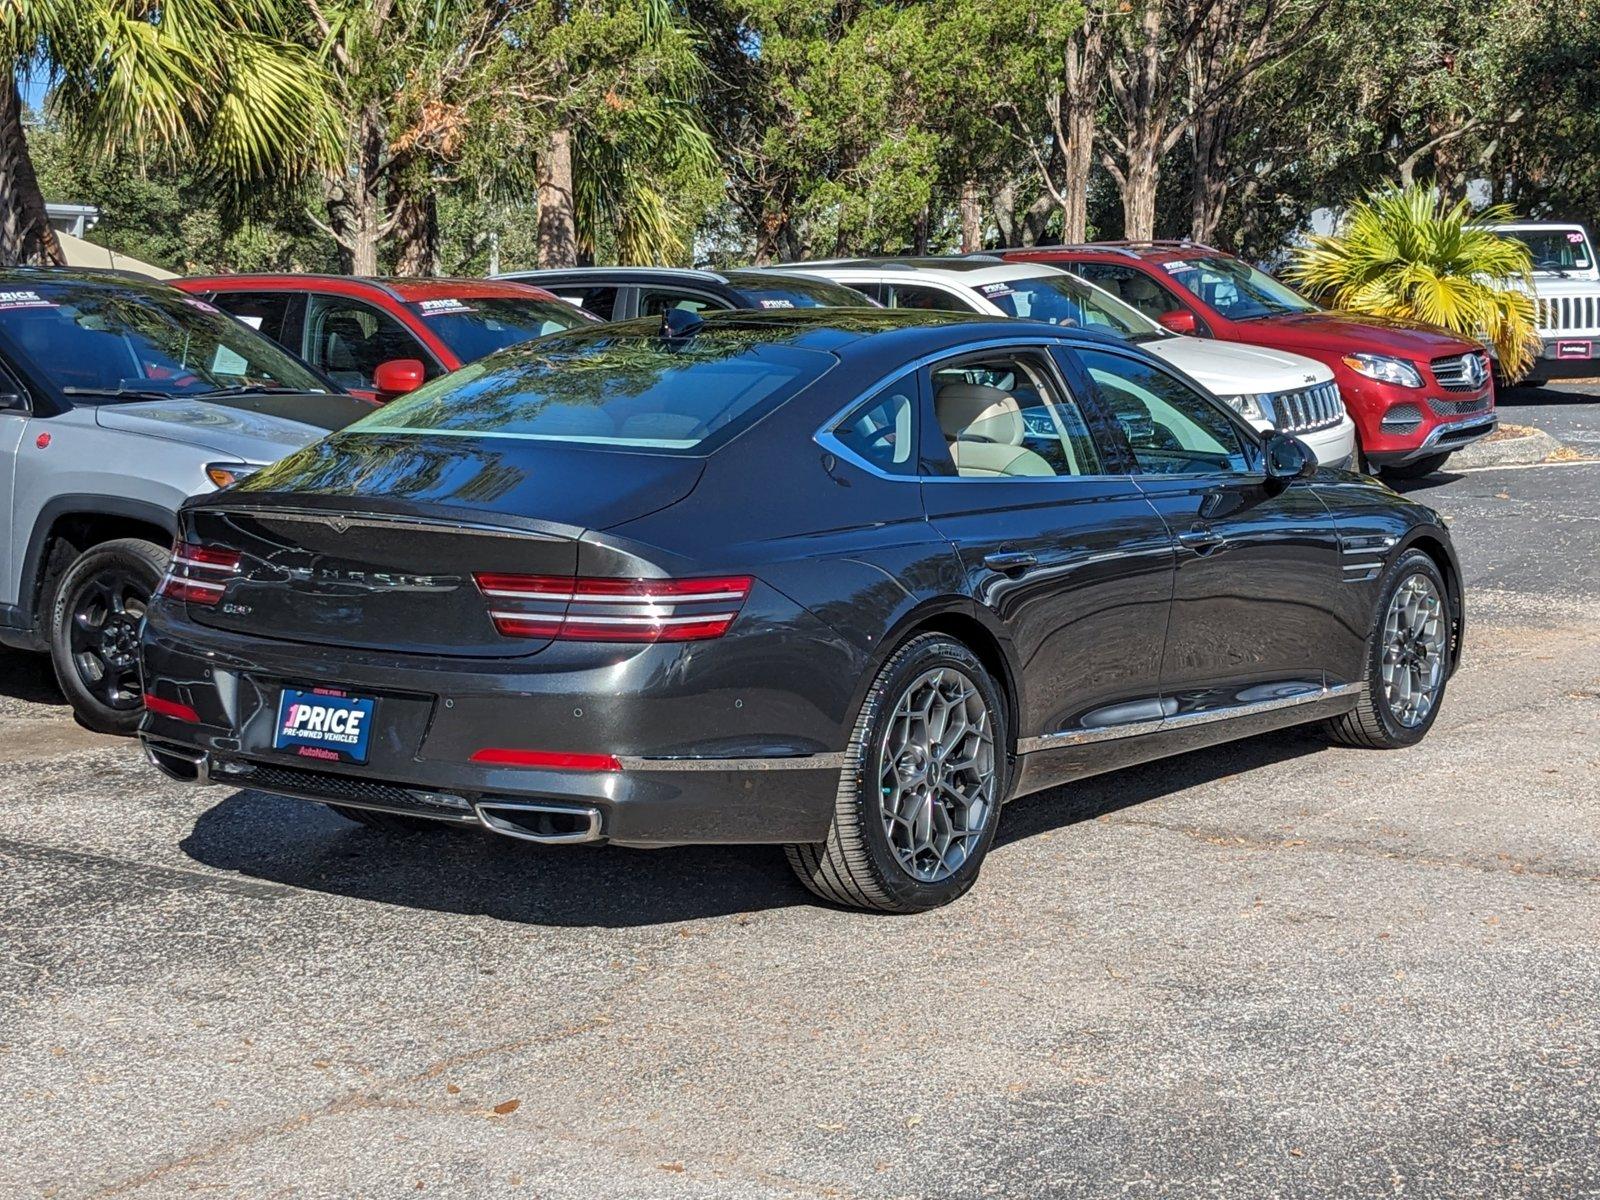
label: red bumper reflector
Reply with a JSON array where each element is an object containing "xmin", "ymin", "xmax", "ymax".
[
  {"xmin": 469, "ymin": 749, "xmax": 622, "ymax": 772},
  {"xmin": 144, "ymin": 695, "xmax": 200, "ymax": 723}
]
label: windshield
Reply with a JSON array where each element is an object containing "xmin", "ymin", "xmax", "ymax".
[
  {"xmin": 1499, "ymin": 228, "xmax": 1595, "ymax": 274},
  {"xmin": 406, "ymin": 295, "xmax": 593, "ymax": 362},
  {"xmin": 724, "ymin": 272, "xmax": 878, "ymax": 309},
  {"xmin": 975, "ymin": 274, "xmax": 1165, "ymax": 339},
  {"xmin": 0, "ymin": 279, "xmax": 329, "ymax": 400},
  {"xmin": 1161, "ymin": 256, "xmax": 1318, "ymax": 319},
  {"xmin": 348, "ymin": 324, "xmax": 835, "ymax": 455}
]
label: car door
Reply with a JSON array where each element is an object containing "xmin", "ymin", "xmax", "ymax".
[
  {"xmin": 1073, "ymin": 345, "xmax": 1346, "ymax": 713},
  {"xmin": 301, "ymin": 293, "xmax": 440, "ymax": 394},
  {"xmin": 0, "ymin": 356, "xmax": 28, "ymax": 609},
  {"xmin": 915, "ymin": 341, "xmax": 1177, "ymax": 762}
]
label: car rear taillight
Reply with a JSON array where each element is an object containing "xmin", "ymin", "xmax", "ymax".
[
  {"xmin": 474, "ymin": 573, "xmax": 753, "ymax": 642},
  {"xmin": 159, "ymin": 541, "xmax": 241, "ymax": 606}
]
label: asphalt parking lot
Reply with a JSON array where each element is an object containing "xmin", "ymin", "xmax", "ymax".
[{"xmin": 3, "ymin": 388, "xmax": 1598, "ymax": 1199}]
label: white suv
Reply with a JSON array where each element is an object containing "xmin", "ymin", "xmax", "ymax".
[
  {"xmin": 1487, "ymin": 221, "xmax": 1600, "ymax": 384},
  {"xmin": 774, "ymin": 258, "xmax": 1357, "ymax": 466}
]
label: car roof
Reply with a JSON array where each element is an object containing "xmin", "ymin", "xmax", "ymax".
[
  {"xmin": 0, "ymin": 265, "xmax": 178, "ymax": 293},
  {"xmin": 579, "ymin": 305, "xmax": 1130, "ymax": 358},
  {"xmin": 498, "ymin": 266, "xmax": 734, "ymax": 286},
  {"xmin": 175, "ymin": 274, "xmax": 561, "ymax": 302},
  {"xmin": 998, "ymin": 242, "xmax": 1225, "ymax": 265},
  {"xmin": 1486, "ymin": 221, "xmax": 1591, "ymax": 232},
  {"xmin": 774, "ymin": 256, "xmax": 1072, "ymax": 286}
]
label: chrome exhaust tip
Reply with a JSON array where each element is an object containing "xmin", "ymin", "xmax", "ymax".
[
  {"xmin": 140, "ymin": 736, "xmax": 212, "ymax": 786},
  {"xmin": 475, "ymin": 800, "xmax": 603, "ymax": 845}
]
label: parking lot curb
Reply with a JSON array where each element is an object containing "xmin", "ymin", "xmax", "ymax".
[{"xmin": 1451, "ymin": 423, "xmax": 1573, "ymax": 470}]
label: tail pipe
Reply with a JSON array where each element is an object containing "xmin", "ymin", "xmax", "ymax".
[
  {"xmin": 141, "ymin": 737, "xmax": 212, "ymax": 786},
  {"xmin": 474, "ymin": 800, "xmax": 603, "ymax": 845}
]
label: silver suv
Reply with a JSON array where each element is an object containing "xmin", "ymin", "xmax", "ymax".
[{"xmin": 0, "ymin": 270, "xmax": 371, "ymax": 733}]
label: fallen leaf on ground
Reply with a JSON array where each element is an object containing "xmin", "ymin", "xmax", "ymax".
[{"xmin": 492, "ymin": 1099, "xmax": 520, "ymax": 1116}]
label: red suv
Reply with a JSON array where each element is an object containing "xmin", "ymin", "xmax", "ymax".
[
  {"xmin": 173, "ymin": 275, "xmax": 597, "ymax": 403},
  {"xmin": 999, "ymin": 243, "xmax": 1496, "ymax": 478}
]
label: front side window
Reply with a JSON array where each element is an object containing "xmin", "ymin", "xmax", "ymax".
[
  {"xmin": 210, "ymin": 291, "xmax": 296, "ymax": 344},
  {"xmin": 350, "ymin": 325, "xmax": 835, "ymax": 455},
  {"xmin": 833, "ymin": 384, "xmax": 917, "ymax": 475},
  {"xmin": 551, "ymin": 286, "xmax": 619, "ymax": 321},
  {"xmin": 974, "ymin": 274, "xmax": 1166, "ymax": 342},
  {"xmin": 305, "ymin": 295, "xmax": 433, "ymax": 390},
  {"xmin": 928, "ymin": 351, "xmax": 1102, "ymax": 478},
  {"xmin": 1071, "ymin": 264, "xmax": 1187, "ymax": 322},
  {"xmin": 1077, "ymin": 348, "xmax": 1248, "ymax": 475},
  {"xmin": 407, "ymin": 296, "xmax": 591, "ymax": 362},
  {"xmin": 0, "ymin": 280, "xmax": 328, "ymax": 399},
  {"xmin": 640, "ymin": 289, "xmax": 727, "ymax": 318},
  {"xmin": 1161, "ymin": 255, "xmax": 1317, "ymax": 320}
]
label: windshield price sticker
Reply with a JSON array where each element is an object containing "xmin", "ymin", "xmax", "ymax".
[
  {"xmin": 418, "ymin": 298, "xmax": 475, "ymax": 317},
  {"xmin": 978, "ymin": 282, "xmax": 1016, "ymax": 298},
  {"xmin": 1161, "ymin": 260, "xmax": 1193, "ymax": 274},
  {"xmin": 759, "ymin": 299, "xmax": 795, "ymax": 308},
  {"xmin": 0, "ymin": 289, "xmax": 55, "ymax": 310},
  {"xmin": 1569, "ymin": 231, "xmax": 1586, "ymax": 242}
]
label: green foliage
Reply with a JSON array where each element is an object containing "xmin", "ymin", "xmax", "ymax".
[{"xmin": 1289, "ymin": 184, "xmax": 1541, "ymax": 376}]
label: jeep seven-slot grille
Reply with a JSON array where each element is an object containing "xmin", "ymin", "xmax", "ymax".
[
  {"xmin": 1266, "ymin": 381, "xmax": 1343, "ymax": 433},
  {"xmin": 1536, "ymin": 296, "xmax": 1600, "ymax": 334},
  {"xmin": 1430, "ymin": 352, "xmax": 1491, "ymax": 392}
]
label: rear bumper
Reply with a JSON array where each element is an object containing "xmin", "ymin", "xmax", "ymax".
[
  {"xmin": 1529, "ymin": 337, "xmax": 1600, "ymax": 378},
  {"xmin": 138, "ymin": 599, "xmax": 857, "ymax": 846}
]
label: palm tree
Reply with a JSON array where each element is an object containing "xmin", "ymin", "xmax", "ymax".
[
  {"xmin": 1288, "ymin": 184, "xmax": 1541, "ymax": 379},
  {"xmin": 0, "ymin": 0, "xmax": 337, "ymax": 266}
]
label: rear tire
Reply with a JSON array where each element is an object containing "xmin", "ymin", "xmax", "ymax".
[
  {"xmin": 1381, "ymin": 452, "xmax": 1452, "ymax": 481},
  {"xmin": 785, "ymin": 634, "xmax": 1008, "ymax": 913},
  {"xmin": 1324, "ymin": 549, "xmax": 1451, "ymax": 750},
  {"xmin": 327, "ymin": 805, "xmax": 458, "ymax": 834},
  {"xmin": 49, "ymin": 537, "xmax": 169, "ymax": 736}
]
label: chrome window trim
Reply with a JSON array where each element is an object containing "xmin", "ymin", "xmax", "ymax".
[
  {"xmin": 814, "ymin": 335, "xmax": 1137, "ymax": 485},
  {"xmin": 1016, "ymin": 681, "xmax": 1363, "ymax": 754}
]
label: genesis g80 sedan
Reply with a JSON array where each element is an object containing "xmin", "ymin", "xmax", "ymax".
[{"xmin": 139, "ymin": 309, "xmax": 1463, "ymax": 911}]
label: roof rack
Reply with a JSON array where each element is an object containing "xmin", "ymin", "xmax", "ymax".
[
  {"xmin": 1097, "ymin": 239, "xmax": 1222, "ymax": 254},
  {"xmin": 968, "ymin": 244, "xmax": 1148, "ymax": 261}
]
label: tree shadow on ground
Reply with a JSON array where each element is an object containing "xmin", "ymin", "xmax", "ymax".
[{"xmin": 180, "ymin": 725, "xmax": 1331, "ymax": 929}]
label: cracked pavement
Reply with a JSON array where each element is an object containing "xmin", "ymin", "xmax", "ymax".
[{"xmin": 2, "ymin": 456, "xmax": 1598, "ymax": 1199}]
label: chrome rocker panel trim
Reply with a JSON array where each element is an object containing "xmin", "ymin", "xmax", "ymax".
[{"xmin": 1016, "ymin": 681, "xmax": 1363, "ymax": 754}]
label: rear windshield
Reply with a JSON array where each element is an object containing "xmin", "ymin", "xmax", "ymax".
[
  {"xmin": 406, "ymin": 295, "xmax": 593, "ymax": 361},
  {"xmin": 724, "ymin": 272, "xmax": 878, "ymax": 310},
  {"xmin": 349, "ymin": 325, "xmax": 835, "ymax": 454},
  {"xmin": 0, "ymin": 279, "xmax": 329, "ymax": 399}
]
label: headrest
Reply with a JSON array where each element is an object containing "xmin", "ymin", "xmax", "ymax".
[
  {"xmin": 1121, "ymin": 274, "xmax": 1159, "ymax": 301},
  {"xmin": 935, "ymin": 383, "xmax": 1024, "ymax": 447}
]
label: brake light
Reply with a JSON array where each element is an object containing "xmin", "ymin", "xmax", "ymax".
[
  {"xmin": 159, "ymin": 540, "xmax": 241, "ymax": 606},
  {"xmin": 469, "ymin": 749, "xmax": 622, "ymax": 771},
  {"xmin": 474, "ymin": 573, "xmax": 753, "ymax": 642}
]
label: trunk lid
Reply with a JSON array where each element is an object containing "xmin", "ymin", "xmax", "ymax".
[{"xmin": 179, "ymin": 432, "xmax": 705, "ymax": 656}]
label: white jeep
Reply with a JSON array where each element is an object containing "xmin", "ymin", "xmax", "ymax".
[{"xmin": 1488, "ymin": 221, "xmax": 1600, "ymax": 384}]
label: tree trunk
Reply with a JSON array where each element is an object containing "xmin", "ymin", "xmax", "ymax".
[
  {"xmin": 1059, "ymin": 100, "xmax": 1095, "ymax": 243},
  {"xmin": 959, "ymin": 179, "xmax": 984, "ymax": 253},
  {"xmin": 0, "ymin": 79, "xmax": 64, "ymax": 267},
  {"xmin": 1189, "ymin": 103, "xmax": 1230, "ymax": 245},
  {"xmin": 321, "ymin": 100, "xmax": 385, "ymax": 275},
  {"xmin": 391, "ymin": 184, "xmax": 438, "ymax": 276},
  {"xmin": 1120, "ymin": 145, "xmax": 1160, "ymax": 241},
  {"xmin": 537, "ymin": 127, "xmax": 577, "ymax": 269}
]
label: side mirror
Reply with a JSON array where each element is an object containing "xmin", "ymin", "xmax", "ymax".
[
  {"xmin": 1263, "ymin": 431, "xmax": 1316, "ymax": 489},
  {"xmin": 372, "ymin": 358, "xmax": 426, "ymax": 400},
  {"xmin": 1157, "ymin": 309, "xmax": 1200, "ymax": 335},
  {"xmin": 0, "ymin": 391, "xmax": 25, "ymax": 413}
]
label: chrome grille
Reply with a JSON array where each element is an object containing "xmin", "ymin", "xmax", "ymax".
[
  {"xmin": 1264, "ymin": 381, "xmax": 1343, "ymax": 433},
  {"xmin": 1536, "ymin": 295, "xmax": 1600, "ymax": 334},
  {"xmin": 1429, "ymin": 352, "xmax": 1491, "ymax": 392},
  {"xmin": 1428, "ymin": 395, "xmax": 1493, "ymax": 417}
]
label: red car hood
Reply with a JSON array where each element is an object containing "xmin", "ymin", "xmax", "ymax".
[{"xmin": 1253, "ymin": 309, "xmax": 1483, "ymax": 358}]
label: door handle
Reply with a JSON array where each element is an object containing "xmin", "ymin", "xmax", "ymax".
[
  {"xmin": 982, "ymin": 550, "xmax": 1038, "ymax": 574},
  {"xmin": 1177, "ymin": 527, "xmax": 1227, "ymax": 554}
]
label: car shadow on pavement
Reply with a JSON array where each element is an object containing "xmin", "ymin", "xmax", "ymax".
[
  {"xmin": 180, "ymin": 726, "xmax": 1329, "ymax": 928},
  {"xmin": 1497, "ymin": 381, "xmax": 1599, "ymax": 410},
  {"xmin": 0, "ymin": 647, "xmax": 68, "ymax": 709}
]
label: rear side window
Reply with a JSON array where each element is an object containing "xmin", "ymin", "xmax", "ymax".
[
  {"xmin": 833, "ymin": 384, "xmax": 917, "ymax": 475},
  {"xmin": 351, "ymin": 327, "xmax": 835, "ymax": 454}
]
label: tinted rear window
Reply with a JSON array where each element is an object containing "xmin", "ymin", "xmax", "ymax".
[{"xmin": 349, "ymin": 326, "xmax": 835, "ymax": 454}]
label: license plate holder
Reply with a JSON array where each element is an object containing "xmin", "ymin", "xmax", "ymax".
[
  {"xmin": 1556, "ymin": 339, "xmax": 1593, "ymax": 360},
  {"xmin": 273, "ymin": 687, "xmax": 376, "ymax": 764}
]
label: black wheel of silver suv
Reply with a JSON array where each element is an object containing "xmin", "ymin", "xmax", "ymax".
[
  {"xmin": 786, "ymin": 634, "xmax": 1009, "ymax": 913},
  {"xmin": 1324, "ymin": 548, "xmax": 1452, "ymax": 749}
]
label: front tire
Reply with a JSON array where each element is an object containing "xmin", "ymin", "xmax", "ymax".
[
  {"xmin": 49, "ymin": 538, "xmax": 169, "ymax": 735},
  {"xmin": 1381, "ymin": 452, "xmax": 1452, "ymax": 481},
  {"xmin": 1324, "ymin": 549, "xmax": 1452, "ymax": 749},
  {"xmin": 785, "ymin": 634, "xmax": 1008, "ymax": 912}
]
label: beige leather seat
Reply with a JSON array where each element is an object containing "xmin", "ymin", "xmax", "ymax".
[{"xmin": 934, "ymin": 383, "xmax": 1054, "ymax": 477}]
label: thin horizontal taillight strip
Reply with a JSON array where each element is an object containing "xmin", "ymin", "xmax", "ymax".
[
  {"xmin": 159, "ymin": 541, "xmax": 241, "ymax": 607},
  {"xmin": 475, "ymin": 573, "xmax": 753, "ymax": 642}
]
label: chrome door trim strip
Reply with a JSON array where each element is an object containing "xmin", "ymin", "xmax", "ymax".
[
  {"xmin": 617, "ymin": 752, "xmax": 850, "ymax": 772},
  {"xmin": 1017, "ymin": 682, "xmax": 1363, "ymax": 754}
]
